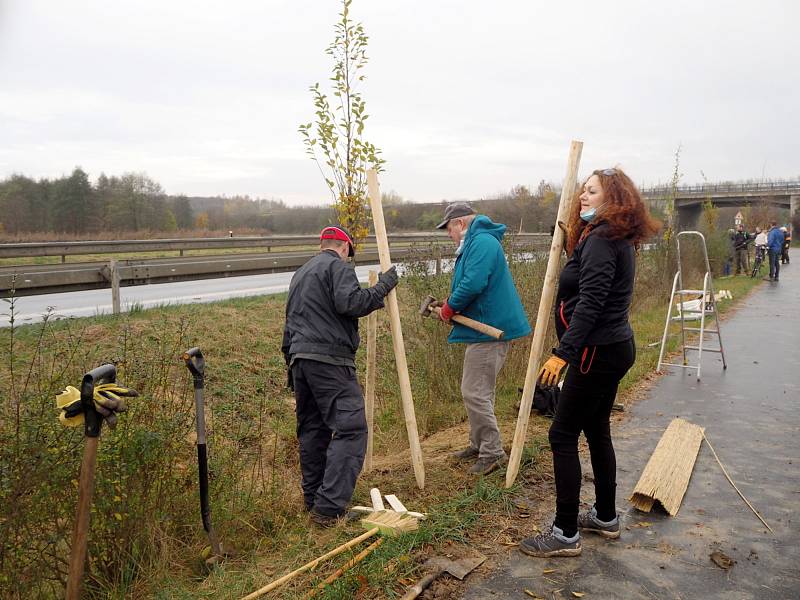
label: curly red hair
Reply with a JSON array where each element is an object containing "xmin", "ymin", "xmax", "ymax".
[{"xmin": 565, "ymin": 167, "xmax": 661, "ymax": 255}]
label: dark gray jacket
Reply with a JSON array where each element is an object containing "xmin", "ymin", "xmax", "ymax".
[{"xmin": 281, "ymin": 250, "xmax": 389, "ymax": 363}]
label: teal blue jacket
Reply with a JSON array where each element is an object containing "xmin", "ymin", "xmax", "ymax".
[{"xmin": 447, "ymin": 215, "xmax": 532, "ymax": 344}]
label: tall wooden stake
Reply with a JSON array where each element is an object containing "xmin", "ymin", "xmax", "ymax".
[
  {"xmin": 364, "ymin": 270, "xmax": 378, "ymax": 472},
  {"xmin": 367, "ymin": 170, "xmax": 425, "ymax": 489},
  {"xmin": 506, "ymin": 140, "xmax": 583, "ymax": 488}
]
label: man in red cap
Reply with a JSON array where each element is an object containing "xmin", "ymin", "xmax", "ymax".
[{"xmin": 281, "ymin": 225, "xmax": 398, "ymax": 526}]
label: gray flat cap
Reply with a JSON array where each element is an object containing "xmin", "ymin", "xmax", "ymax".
[{"xmin": 435, "ymin": 202, "xmax": 476, "ymax": 229}]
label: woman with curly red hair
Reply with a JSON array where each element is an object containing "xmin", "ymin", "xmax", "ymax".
[{"xmin": 520, "ymin": 167, "xmax": 660, "ymax": 557}]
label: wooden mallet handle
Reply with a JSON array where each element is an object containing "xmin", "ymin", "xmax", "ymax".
[
  {"xmin": 400, "ymin": 569, "xmax": 445, "ymax": 600},
  {"xmin": 437, "ymin": 310, "xmax": 504, "ymax": 340}
]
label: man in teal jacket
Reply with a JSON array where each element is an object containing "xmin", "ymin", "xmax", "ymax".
[{"xmin": 436, "ymin": 203, "xmax": 531, "ymax": 475}]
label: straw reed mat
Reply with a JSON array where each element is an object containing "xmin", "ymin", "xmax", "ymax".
[{"xmin": 629, "ymin": 418, "xmax": 704, "ymax": 515}]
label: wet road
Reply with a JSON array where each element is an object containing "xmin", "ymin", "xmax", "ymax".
[{"xmin": 3, "ymin": 263, "xmax": 382, "ymax": 326}]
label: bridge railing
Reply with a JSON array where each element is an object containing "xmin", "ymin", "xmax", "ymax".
[{"xmin": 641, "ymin": 180, "xmax": 800, "ymax": 197}]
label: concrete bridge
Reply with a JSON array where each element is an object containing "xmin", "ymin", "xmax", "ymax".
[{"xmin": 641, "ymin": 180, "xmax": 799, "ymax": 228}]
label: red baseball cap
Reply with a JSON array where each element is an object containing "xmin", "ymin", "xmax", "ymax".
[{"xmin": 320, "ymin": 225, "xmax": 355, "ymax": 257}]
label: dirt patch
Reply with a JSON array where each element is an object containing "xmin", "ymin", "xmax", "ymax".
[
  {"xmin": 398, "ymin": 483, "xmax": 557, "ymax": 599},
  {"xmin": 349, "ymin": 409, "xmax": 557, "ymax": 598},
  {"xmin": 372, "ymin": 418, "xmax": 550, "ymax": 472}
]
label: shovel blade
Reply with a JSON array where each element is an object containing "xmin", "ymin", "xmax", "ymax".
[{"xmin": 427, "ymin": 555, "xmax": 486, "ymax": 580}]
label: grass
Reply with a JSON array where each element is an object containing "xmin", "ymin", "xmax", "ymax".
[
  {"xmin": 0, "ymin": 249, "xmax": 764, "ymax": 599},
  {"xmin": 136, "ymin": 434, "xmax": 552, "ymax": 600}
]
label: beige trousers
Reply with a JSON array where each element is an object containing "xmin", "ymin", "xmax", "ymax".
[{"xmin": 461, "ymin": 341, "xmax": 510, "ymax": 459}]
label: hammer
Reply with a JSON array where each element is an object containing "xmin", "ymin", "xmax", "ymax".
[{"xmin": 419, "ymin": 295, "xmax": 504, "ymax": 340}]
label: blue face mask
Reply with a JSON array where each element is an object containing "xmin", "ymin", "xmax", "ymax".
[{"xmin": 580, "ymin": 202, "xmax": 606, "ymax": 223}]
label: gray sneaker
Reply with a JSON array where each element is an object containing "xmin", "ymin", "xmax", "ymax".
[
  {"xmin": 469, "ymin": 454, "xmax": 507, "ymax": 476},
  {"xmin": 519, "ymin": 525, "xmax": 582, "ymax": 557},
  {"xmin": 577, "ymin": 506, "xmax": 620, "ymax": 539},
  {"xmin": 451, "ymin": 446, "xmax": 479, "ymax": 461}
]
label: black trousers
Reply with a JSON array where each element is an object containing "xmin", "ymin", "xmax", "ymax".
[
  {"xmin": 550, "ymin": 338, "xmax": 635, "ymax": 537},
  {"xmin": 292, "ymin": 359, "xmax": 367, "ymax": 517}
]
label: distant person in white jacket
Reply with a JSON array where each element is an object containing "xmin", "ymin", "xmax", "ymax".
[
  {"xmin": 752, "ymin": 227, "xmax": 768, "ymax": 276},
  {"xmin": 754, "ymin": 227, "xmax": 767, "ymax": 249}
]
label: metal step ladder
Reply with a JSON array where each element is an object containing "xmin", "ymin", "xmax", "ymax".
[{"xmin": 657, "ymin": 231, "xmax": 727, "ymax": 380}]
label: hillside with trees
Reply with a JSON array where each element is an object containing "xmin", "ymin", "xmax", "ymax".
[{"xmin": 0, "ymin": 169, "xmax": 561, "ymax": 239}]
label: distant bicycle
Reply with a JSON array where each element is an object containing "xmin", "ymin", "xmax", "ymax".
[{"xmin": 751, "ymin": 245, "xmax": 767, "ymax": 278}]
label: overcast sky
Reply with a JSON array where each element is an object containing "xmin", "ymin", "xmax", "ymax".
[{"xmin": 0, "ymin": 1, "xmax": 797, "ymax": 205}]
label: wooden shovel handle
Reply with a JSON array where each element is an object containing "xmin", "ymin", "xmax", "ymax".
[
  {"xmin": 400, "ymin": 569, "xmax": 444, "ymax": 600},
  {"xmin": 66, "ymin": 436, "xmax": 100, "ymax": 600}
]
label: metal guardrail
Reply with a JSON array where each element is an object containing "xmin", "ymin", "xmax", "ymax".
[
  {"xmin": 0, "ymin": 236, "xmax": 304, "ymax": 259},
  {"xmin": 641, "ymin": 181, "xmax": 800, "ymax": 197},
  {"xmin": 1, "ymin": 234, "xmax": 550, "ymax": 297},
  {"xmin": 0, "ymin": 233, "xmax": 547, "ymax": 260},
  {"xmin": 1, "ymin": 251, "xmax": 357, "ymax": 296}
]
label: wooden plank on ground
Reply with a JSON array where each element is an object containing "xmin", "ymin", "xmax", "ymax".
[{"xmin": 384, "ymin": 494, "xmax": 407, "ymax": 514}]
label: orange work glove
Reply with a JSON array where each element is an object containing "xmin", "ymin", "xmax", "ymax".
[{"xmin": 538, "ymin": 355, "xmax": 567, "ymax": 386}]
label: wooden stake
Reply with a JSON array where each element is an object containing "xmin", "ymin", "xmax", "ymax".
[
  {"xmin": 384, "ymin": 494, "xmax": 407, "ymax": 514},
  {"xmin": 241, "ymin": 528, "xmax": 380, "ymax": 600},
  {"xmin": 66, "ymin": 436, "xmax": 100, "ymax": 600},
  {"xmin": 370, "ymin": 487, "xmax": 385, "ymax": 511},
  {"xmin": 364, "ymin": 270, "xmax": 378, "ymax": 472},
  {"xmin": 506, "ymin": 140, "xmax": 583, "ymax": 488},
  {"xmin": 367, "ymin": 169, "xmax": 425, "ymax": 490}
]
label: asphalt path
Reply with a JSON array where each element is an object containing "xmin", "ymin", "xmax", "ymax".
[{"xmin": 466, "ymin": 251, "xmax": 799, "ymax": 599}]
